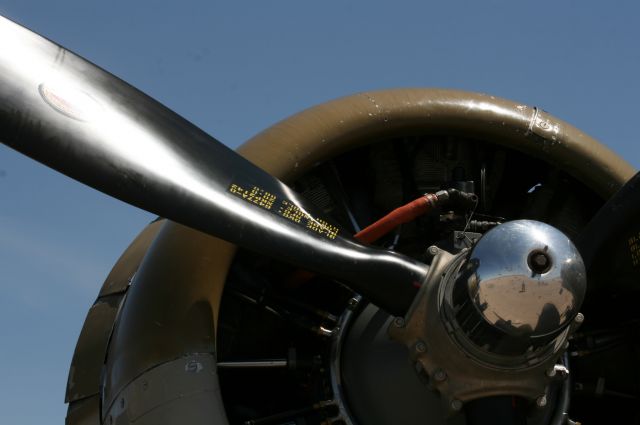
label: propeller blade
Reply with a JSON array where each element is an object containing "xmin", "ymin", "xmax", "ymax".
[
  {"xmin": 0, "ymin": 16, "xmax": 426, "ymax": 315},
  {"xmin": 577, "ymin": 171, "xmax": 640, "ymax": 295}
]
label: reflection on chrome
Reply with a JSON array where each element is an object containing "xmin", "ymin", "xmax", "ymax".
[{"xmin": 463, "ymin": 220, "xmax": 586, "ymax": 339}]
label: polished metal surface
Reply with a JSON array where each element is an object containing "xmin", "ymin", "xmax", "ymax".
[
  {"xmin": 389, "ymin": 249, "xmax": 568, "ymax": 406},
  {"xmin": 0, "ymin": 15, "xmax": 427, "ymax": 316},
  {"xmin": 464, "ymin": 220, "xmax": 586, "ymax": 338}
]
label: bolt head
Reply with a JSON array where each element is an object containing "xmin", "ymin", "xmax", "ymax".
[
  {"xmin": 393, "ymin": 317, "xmax": 405, "ymax": 328},
  {"xmin": 450, "ymin": 399, "xmax": 463, "ymax": 411},
  {"xmin": 536, "ymin": 395, "xmax": 547, "ymax": 408},
  {"xmin": 415, "ymin": 341, "xmax": 427, "ymax": 353},
  {"xmin": 527, "ymin": 250, "xmax": 552, "ymax": 274},
  {"xmin": 427, "ymin": 245, "xmax": 439, "ymax": 256},
  {"xmin": 574, "ymin": 312, "xmax": 584, "ymax": 324}
]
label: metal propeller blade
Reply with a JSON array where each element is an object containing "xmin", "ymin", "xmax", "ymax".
[
  {"xmin": 0, "ymin": 16, "xmax": 426, "ymax": 315},
  {"xmin": 577, "ymin": 171, "xmax": 640, "ymax": 295}
]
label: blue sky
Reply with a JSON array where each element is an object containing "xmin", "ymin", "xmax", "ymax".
[{"xmin": 1, "ymin": 1, "xmax": 639, "ymax": 423}]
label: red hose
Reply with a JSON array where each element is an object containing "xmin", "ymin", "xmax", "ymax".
[
  {"xmin": 354, "ymin": 194, "xmax": 439, "ymax": 244},
  {"xmin": 285, "ymin": 194, "xmax": 439, "ymax": 288}
]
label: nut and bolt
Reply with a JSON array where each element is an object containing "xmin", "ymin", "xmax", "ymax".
[
  {"xmin": 393, "ymin": 317, "xmax": 405, "ymax": 328},
  {"xmin": 571, "ymin": 312, "xmax": 585, "ymax": 333},
  {"xmin": 433, "ymin": 368, "xmax": 447, "ymax": 382},
  {"xmin": 527, "ymin": 250, "xmax": 552, "ymax": 274},
  {"xmin": 415, "ymin": 340, "xmax": 427, "ymax": 353},
  {"xmin": 532, "ymin": 253, "xmax": 549, "ymax": 267},
  {"xmin": 536, "ymin": 395, "xmax": 547, "ymax": 408},
  {"xmin": 450, "ymin": 399, "xmax": 463, "ymax": 411}
]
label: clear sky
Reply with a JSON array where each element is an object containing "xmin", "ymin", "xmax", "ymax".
[{"xmin": 1, "ymin": 1, "xmax": 639, "ymax": 423}]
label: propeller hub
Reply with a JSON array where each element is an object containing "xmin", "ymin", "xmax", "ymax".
[
  {"xmin": 455, "ymin": 220, "xmax": 586, "ymax": 351},
  {"xmin": 389, "ymin": 220, "xmax": 586, "ymax": 407}
]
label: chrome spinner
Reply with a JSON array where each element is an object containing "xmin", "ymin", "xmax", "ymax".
[{"xmin": 389, "ymin": 220, "xmax": 586, "ymax": 411}]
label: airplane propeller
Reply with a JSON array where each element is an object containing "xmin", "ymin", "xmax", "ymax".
[
  {"xmin": 4, "ymin": 15, "xmax": 635, "ymax": 424},
  {"xmin": 0, "ymin": 15, "xmax": 427, "ymax": 316},
  {"xmin": 577, "ymin": 170, "xmax": 640, "ymax": 297}
]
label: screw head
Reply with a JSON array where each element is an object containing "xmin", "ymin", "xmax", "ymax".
[
  {"xmin": 393, "ymin": 317, "xmax": 405, "ymax": 328},
  {"xmin": 450, "ymin": 399, "xmax": 463, "ymax": 411},
  {"xmin": 348, "ymin": 297, "xmax": 359, "ymax": 309},
  {"xmin": 574, "ymin": 312, "xmax": 584, "ymax": 324},
  {"xmin": 415, "ymin": 341, "xmax": 427, "ymax": 353},
  {"xmin": 427, "ymin": 245, "xmax": 439, "ymax": 256}
]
